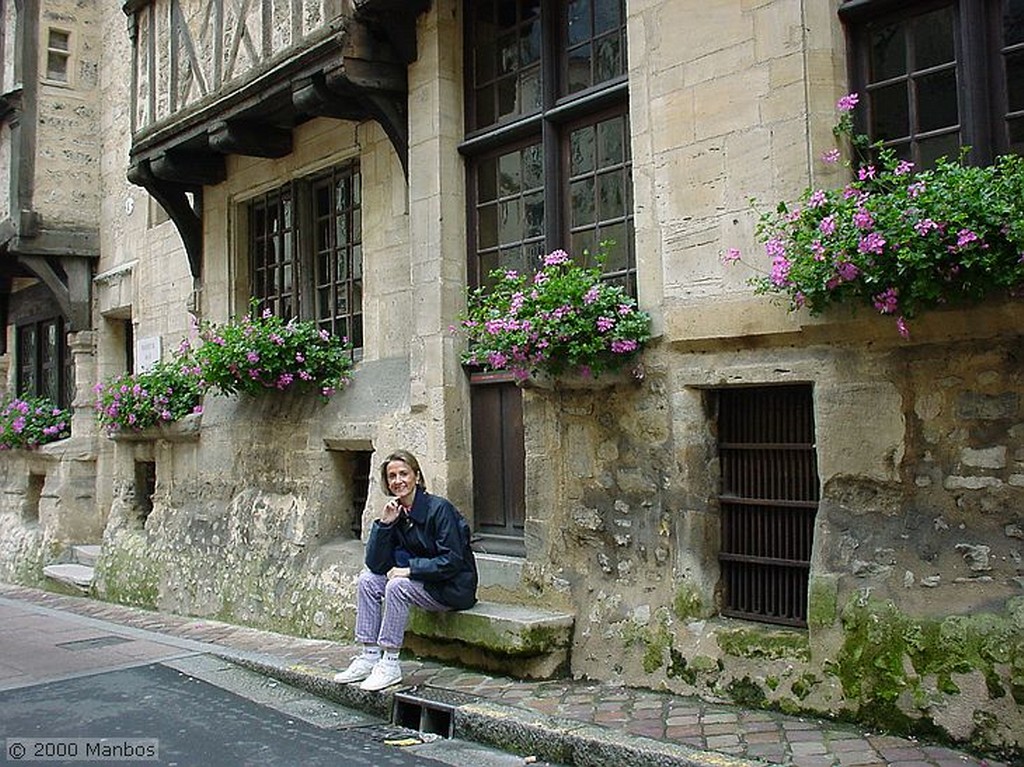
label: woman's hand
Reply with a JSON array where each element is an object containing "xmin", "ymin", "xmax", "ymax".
[
  {"xmin": 387, "ymin": 567, "xmax": 411, "ymax": 580},
  {"xmin": 379, "ymin": 498, "xmax": 401, "ymax": 525}
]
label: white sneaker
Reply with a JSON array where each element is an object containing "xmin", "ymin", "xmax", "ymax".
[
  {"xmin": 359, "ymin": 660, "xmax": 403, "ymax": 691},
  {"xmin": 333, "ymin": 655, "xmax": 378, "ymax": 684}
]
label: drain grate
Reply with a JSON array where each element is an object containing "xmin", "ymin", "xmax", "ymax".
[
  {"xmin": 392, "ymin": 687, "xmax": 481, "ymax": 739},
  {"xmin": 56, "ymin": 635, "xmax": 133, "ymax": 651}
]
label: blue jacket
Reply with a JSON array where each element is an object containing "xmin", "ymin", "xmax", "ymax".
[{"xmin": 364, "ymin": 488, "xmax": 478, "ymax": 610}]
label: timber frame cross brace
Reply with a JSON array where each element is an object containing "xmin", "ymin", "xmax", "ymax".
[{"xmin": 124, "ymin": 4, "xmax": 426, "ymax": 281}]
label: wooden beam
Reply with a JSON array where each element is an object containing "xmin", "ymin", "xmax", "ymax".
[
  {"xmin": 150, "ymin": 151, "xmax": 226, "ymax": 187},
  {"xmin": 292, "ymin": 74, "xmax": 369, "ymax": 121},
  {"xmin": 209, "ymin": 120, "xmax": 293, "ymax": 158},
  {"xmin": 127, "ymin": 160, "xmax": 204, "ymax": 279}
]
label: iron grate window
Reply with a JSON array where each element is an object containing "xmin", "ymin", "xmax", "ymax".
[{"xmin": 717, "ymin": 385, "xmax": 819, "ymax": 628}]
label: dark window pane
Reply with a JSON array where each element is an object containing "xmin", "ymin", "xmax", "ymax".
[
  {"xmin": 475, "ymin": 38, "xmax": 497, "ymax": 84},
  {"xmin": 476, "ymin": 87, "xmax": 496, "ymax": 128},
  {"xmin": 600, "ymin": 222, "xmax": 626, "ymax": 265},
  {"xmin": 498, "ymin": 32, "xmax": 518, "ymax": 74},
  {"xmin": 499, "ymin": 199, "xmax": 523, "ymax": 243},
  {"xmin": 597, "ymin": 170, "xmax": 625, "ymax": 220},
  {"xmin": 571, "ymin": 124, "xmax": 596, "ymax": 174},
  {"xmin": 478, "ymin": 204, "xmax": 499, "ymax": 249},
  {"xmin": 870, "ymin": 23, "xmax": 906, "ymax": 81},
  {"xmin": 568, "ymin": 0, "xmax": 592, "ymax": 45},
  {"xmin": 594, "ymin": 0, "xmax": 621, "ymax": 34},
  {"xmin": 521, "ymin": 68, "xmax": 542, "ymax": 112},
  {"xmin": 1007, "ymin": 50, "xmax": 1024, "ymax": 112},
  {"xmin": 480, "ymin": 251, "xmax": 500, "ymax": 286},
  {"xmin": 499, "ymin": 150, "xmax": 522, "ymax": 195},
  {"xmin": 520, "ymin": 19, "xmax": 541, "ymax": 64},
  {"xmin": 524, "ymin": 192, "xmax": 544, "ymax": 237},
  {"xmin": 570, "ymin": 177, "xmax": 595, "ymax": 226},
  {"xmin": 1005, "ymin": 0, "xmax": 1024, "ymax": 45},
  {"xmin": 918, "ymin": 131, "xmax": 960, "ymax": 165},
  {"xmin": 499, "ymin": 245, "xmax": 528, "ymax": 273},
  {"xmin": 595, "ymin": 36, "xmax": 622, "ymax": 84},
  {"xmin": 911, "ymin": 8, "xmax": 954, "ymax": 69},
  {"xmin": 522, "ymin": 143, "xmax": 543, "ymax": 188},
  {"xmin": 497, "ymin": 77, "xmax": 517, "ymax": 120},
  {"xmin": 567, "ymin": 44, "xmax": 591, "ymax": 93},
  {"xmin": 571, "ymin": 229, "xmax": 596, "ymax": 261},
  {"xmin": 598, "ymin": 116, "xmax": 625, "ymax": 163},
  {"xmin": 917, "ymin": 68, "xmax": 959, "ymax": 131},
  {"xmin": 478, "ymin": 157, "xmax": 498, "ymax": 202},
  {"xmin": 871, "ymin": 82, "xmax": 909, "ymax": 141},
  {"xmin": 315, "ymin": 184, "xmax": 330, "ymax": 216},
  {"xmin": 1008, "ymin": 116, "xmax": 1024, "ymax": 154}
]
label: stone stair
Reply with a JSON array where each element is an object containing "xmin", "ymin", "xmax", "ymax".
[
  {"xmin": 42, "ymin": 544, "xmax": 100, "ymax": 594},
  {"xmin": 405, "ymin": 552, "xmax": 575, "ymax": 680}
]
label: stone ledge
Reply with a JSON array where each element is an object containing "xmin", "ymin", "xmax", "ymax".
[
  {"xmin": 405, "ymin": 601, "xmax": 574, "ymax": 680},
  {"xmin": 42, "ymin": 563, "xmax": 95, "ymax": 592}
]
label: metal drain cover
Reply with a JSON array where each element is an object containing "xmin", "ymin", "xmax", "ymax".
[{"xmin": 56, "ymin": 635, "xmax": 133, "ymax": 651}]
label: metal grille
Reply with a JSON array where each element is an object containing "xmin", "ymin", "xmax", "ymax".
[{"xmin": 717, "ymin": 385, "xmax": 819, "ymax": 627}]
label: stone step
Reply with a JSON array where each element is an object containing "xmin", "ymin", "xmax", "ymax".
[
  {"xmin": 406, "ymin": 600, "xmax": 574, "ymax": 680},
  {"xmin": 42, "ymin": 563, "xmax": 95, "ymax": 593},
  {"xmin": 72, "ymin": 544, "xmax": 102, "ymax": 566}
]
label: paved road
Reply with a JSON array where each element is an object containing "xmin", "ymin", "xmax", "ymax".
[{"xmin": 0, "ymin": 597, "xmax": 555, "ymax": 767}]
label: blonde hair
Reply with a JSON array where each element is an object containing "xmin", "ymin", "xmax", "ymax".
[{"xmin": 379, "ymin": 450, "xmax": 427, "ymax": 494}]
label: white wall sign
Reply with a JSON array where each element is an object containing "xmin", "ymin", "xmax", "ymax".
[{"xmin": 136, "ymin": 336, "xmax": 162, "ymax": 373}]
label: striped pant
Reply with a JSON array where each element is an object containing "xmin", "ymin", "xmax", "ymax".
[{"xmin": 354, "ymin": 570, "xmax": 450, "ymax": 650}]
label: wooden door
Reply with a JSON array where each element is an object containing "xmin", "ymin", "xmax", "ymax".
[{"xmin": 470, "ymin": 375, "xmax": 526, "ymax": 555}]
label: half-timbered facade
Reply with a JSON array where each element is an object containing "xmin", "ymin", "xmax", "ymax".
[{"xmin": 1, "ymin": 0, "xmax": 1022, "ymax": 757}]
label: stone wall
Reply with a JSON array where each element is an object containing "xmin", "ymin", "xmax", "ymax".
[
  {"xmin": 523, "ymin": 323, "xmax": 1024, "ymax": 755},
  {"xmin": 34, "ymin": 0, "xmax": 101, "ymax": 230}
]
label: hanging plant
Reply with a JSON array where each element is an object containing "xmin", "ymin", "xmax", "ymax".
[
  {"xmin": 457, "ymin": 248, "xmax": 651, "ymax": 380},
  {"xmin": 725, "ymin": 93, "xmax": 1024, "ymax": 337}
]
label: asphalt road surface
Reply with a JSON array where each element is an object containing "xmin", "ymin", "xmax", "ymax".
[
  {"xmin": 0, "ymin": 659, "xmax": 511, "ymax": 767},
  {"xmin": 0, "ymin": 596, "xmax": 555, "ymax": 767}
]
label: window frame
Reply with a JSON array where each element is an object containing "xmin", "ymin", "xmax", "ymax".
[
  {"xmin": 841, "ymin": 0, "xmax": 1022, "ymax": 165},
  {"xmin": 461, "ymin": 0, "xmax": 634, "ymax": 293},
  {"xmin": 43, "ymin": 27, "xmax": 72, "ymax": 86},
  {"xmin": 15, "ymin": 314, "xmax": 73, "ymax": 409},
  {"xmin": 246, "ymin": 160, "xmax": 363, "ymax": 351}
]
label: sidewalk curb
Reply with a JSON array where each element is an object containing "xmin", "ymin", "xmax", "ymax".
[{"xmin": 221, "ymin": 652, "xmax": 767, "ymax": 767}]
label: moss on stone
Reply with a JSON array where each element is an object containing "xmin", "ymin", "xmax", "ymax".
[
  {"xmin": 791, "ymin": 673, "xmax": 819, "ymax": 700},
  {"xmin": 671, "ymin": 584, "xmax": 704, "ymax": 622},
  {"xmin": 620, "ymin": 608, "xmax": 673, "ymax": 674},
  {"xmin": 716, "ymin": 626, "xmax": 811, "ymax": 662},
  {"xmin": 95, "ymin": 533, "xmax": 159, "ymax": 609},
  {"xmin": 725, "ymin": 676, "xmax": 767, "ymax": 708},
  {"xmin": 667, "ymin": 647, "xmax": 696, "ymax": 684},
  {"xmin": 834, "ymin": 595, "xmax": 1024, "ymax": 741},
  {"xmin": 808, "ymin": 576, "xmax": 838, "ymax": 629}
]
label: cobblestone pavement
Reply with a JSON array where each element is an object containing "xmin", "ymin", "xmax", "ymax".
[{"xmin": 0, "ymin": 583, "xmax": 1014, "ymax": 767}]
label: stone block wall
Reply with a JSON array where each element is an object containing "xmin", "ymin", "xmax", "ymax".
[
  {"xmin": 519, "ymin": 321, "xmax": 1024, "ymax": 754},
  {"xmin": 34, "ymin": 0, "xmax": 101, "ymax": 230}
]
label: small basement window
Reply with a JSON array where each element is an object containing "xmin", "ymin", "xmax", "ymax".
[
  {"xmin": 24, "ymin": 473, "xmax": 45, "ymax": 524},
  {"xmin": 134, "ymin": 460, "xmax": 156, "ymax": 523},
  {"xmin": 716, "ymin": 385, "xmax": 820, "ymax": 627}
]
